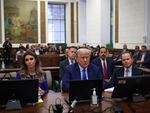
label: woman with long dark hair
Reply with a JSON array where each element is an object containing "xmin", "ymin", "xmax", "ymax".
[{"xmin": 16, "ymin": 51, "xmax": 48, "ymax": 95}]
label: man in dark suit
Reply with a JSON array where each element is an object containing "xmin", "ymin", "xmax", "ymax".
[
  {"xmin": 136, "ymin": 45, "xmax": 150, "ymax": 68},
  {"xmin": 62, "ymin": 48, "xmax": 103, "ymax": 92},
  {"xmin": 59, "ymin": 46, "xmax": 77, "ymax": 81},
  {"xmin": 92, "ymin": 47, "xmax": 115, "ymax": 89},
  {"xmin": 133, "ymin": 45, "xmax": 141, "ymax": 64},
  {"xmin": 113, "ymin": 51, "xmax": 143, "ymax": 84}
]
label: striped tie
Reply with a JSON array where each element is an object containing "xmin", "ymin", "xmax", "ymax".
[{"xmin": 124, "ymin": 69, "xmax": 129, "ymax": 77}]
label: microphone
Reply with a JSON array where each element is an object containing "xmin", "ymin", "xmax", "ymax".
[{"xmin": 68, "ymin": 98, "xmax": 77, "ymax": 113}]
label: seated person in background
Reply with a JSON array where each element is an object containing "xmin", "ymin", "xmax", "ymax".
[
  {"xmin": 114, "ymin": 43, "xmax": 129, "ymax": 65},
  {"xmin": 16, "ymin": 46, "xmax": 26, "ymax": 62},
  {"xmin": 16, "ymin": 51, "xmax": 49, "ymax": 96},
  {"xmin": 92, "ymin": 47, "xmax": 115, "ymax": 89},
  {"xmin": 132, "ymin": 45, "xmax": 141, "ymax": 64},
  {"xmin": 122, "ymin": 43, "xmax": 129, "ymax": 53},
  {"xmin": 136, "ymin": 45, "xmax": 150, "ymax": 68},
  {"xmin": 62, "ymin": 48, "xmax": 103, "ymax": 92},
  {"xmin": 113, "ymin": 51, "xmax": 143, "ymax": 84},
  {"xmin": 59, "ymin": 46, "xmax": 77, "ymax": 81},
  {"xmin": 60, "ymin": 48, "xmax": 69, "ymax": 61}
]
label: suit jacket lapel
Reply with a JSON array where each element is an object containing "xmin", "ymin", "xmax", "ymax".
[
  {"xmin": 132, "ymin": 66, "xmax": 138, "ymax": 75},
  {"xmin": 87, "ymin": 65, "xmax": 96, "ymax": 79},
  {"xmin": 99, "ymin": 59, "xmax": 103, "ymax": 72},
  {"xmin": 74, "ymin": 63, "xmax": 82, "ymax": 80},
  {"xmin": 120, "ymin": 67, "xmax": 124, "ymax": 77}
]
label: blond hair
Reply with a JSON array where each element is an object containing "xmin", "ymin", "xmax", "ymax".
[{"xmin": 76, "ymin": 48, "xmax": 91, "ymax": 56}]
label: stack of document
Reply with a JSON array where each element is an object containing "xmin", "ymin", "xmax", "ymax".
[{"xmin": 104, "ymin": 87, "xmax": 114, "ymax": 93}]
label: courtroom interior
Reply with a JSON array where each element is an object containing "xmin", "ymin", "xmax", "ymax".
[{"xmin": 0, "ymin": 0, "xmax": 150, "ymax": 113}]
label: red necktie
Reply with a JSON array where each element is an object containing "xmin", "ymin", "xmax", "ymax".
[{"xmin": 103, "ymin": 60, "xmax": 107, "ymax": 79}]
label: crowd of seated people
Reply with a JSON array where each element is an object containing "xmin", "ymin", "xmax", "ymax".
[
  {"xmin": 134, "ymin": 45, "xmax": 150, "ymax": 68},
  {"xmin": 0, "ymin": 42, "xmax": 149, "ymax": 69},
  {"xmin": 60, "ymin": 44, "xmax": 150, "ymax": 92},
  {"xmin": 1, "ymin": 42, "xmax": 150, "ymax": 112},
  {"xmin": 4, "ymin": 43, "xmax": 149, "ymax": 70},
  {"xmin": 0, "ymin": 44, "xmax": 149, "ymax": 110},
  {"xmin": 60, "ymin": 45, "xmax": 145, "ymax": 92},
  {"xmin": 14, "ymin": 44, "xmax": 67, "ymax": 66},
  {"xmin": 1, "ymin": 43, "xmax": 150, "ymax": 91}
]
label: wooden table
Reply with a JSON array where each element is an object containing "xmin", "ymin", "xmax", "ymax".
[{"xmin": 0, "ymin": 91, "xmax": 150, "ymax": 113}]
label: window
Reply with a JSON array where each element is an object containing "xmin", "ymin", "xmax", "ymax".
[{"xmin": 47, "ymin": 4, "xmax": 66, "ymax": 43}]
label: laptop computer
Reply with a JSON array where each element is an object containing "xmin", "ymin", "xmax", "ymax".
[{"xmin": 68, "ymin": 79, "xmax": 103, "ymax": 104}]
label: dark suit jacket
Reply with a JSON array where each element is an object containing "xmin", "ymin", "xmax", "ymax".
[
  {"xmin": 59, "ymin": 59, "xmax": 69, "ymax": 81},
  {"xmin": 92, "ymin": 57, "xmax": 115, "ymax": 89},
  {"xmin": 114, "ymin": 66, "xmax": 143, "ymax": 77},
  {"xmin": 92, "ymin": 57, "xmax": 115, "ymax": 78},
  {"xmin": 133, "ymin": 51, "xmax": 141, "ymax": 63},
  {"xmin": 62, "ymin": 63, "xmax": 103, "ymax": 92},
  {"xmin": 138, "ymin": 52, "xmax": 150, "ymax": 68},
  {"xmin": 113, "ymin": 66, "xmax": 143, "ymax": 85}
]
